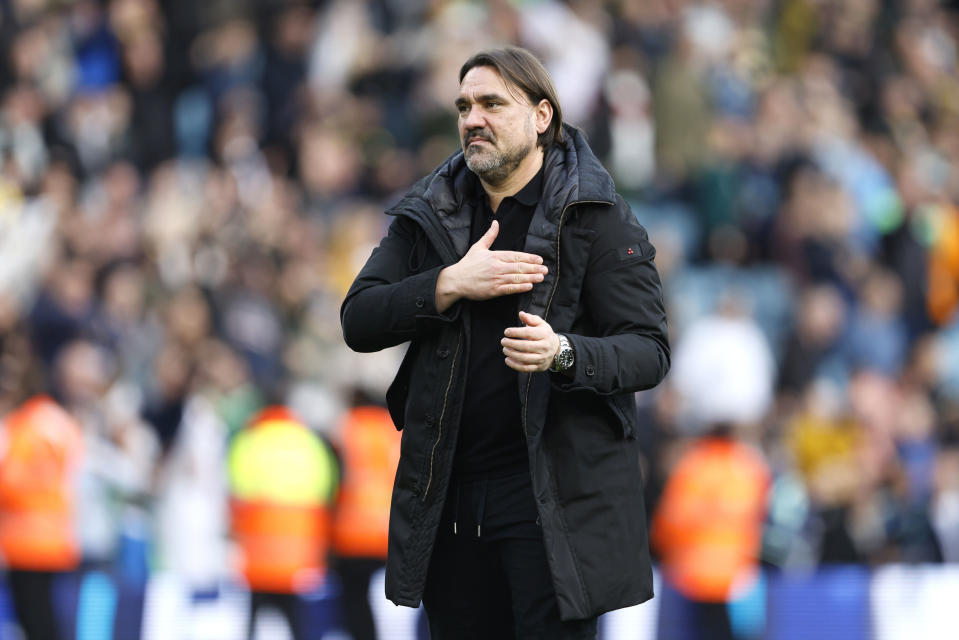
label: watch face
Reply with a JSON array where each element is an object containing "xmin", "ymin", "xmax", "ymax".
[{"xmin": 552, "ymin": 335, "xmax": 573, "ymax": 372}]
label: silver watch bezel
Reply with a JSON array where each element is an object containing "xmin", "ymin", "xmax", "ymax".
[{"xmin": 551, "ymin": 334, "xmax": 574, "ymax": 372}]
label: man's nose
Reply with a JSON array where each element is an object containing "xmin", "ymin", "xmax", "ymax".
[{"xmin": 462, "ymin": 106, "xmax": 485, "ymax": 129}]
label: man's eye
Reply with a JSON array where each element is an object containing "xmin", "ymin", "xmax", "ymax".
[
  {"xmin": 458, "ymin": 105, "xmax": 469, "ymax": 114},
  {"xmin": 486, "ymin": 102, "xmax": 499, "ymax": 109}
]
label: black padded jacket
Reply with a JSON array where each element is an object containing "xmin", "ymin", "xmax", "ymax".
[{"xmin": 341, "ymin": 124, "xmax": 670, "ymax": 620}]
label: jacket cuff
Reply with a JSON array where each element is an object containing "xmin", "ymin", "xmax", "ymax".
[
  {"xmin": 550, "ymin": 335, "xmax": 601, "ymax": 392},
  {"xmin": 410, "ymin": 265, "xmax": 461, "ymax": 324}
]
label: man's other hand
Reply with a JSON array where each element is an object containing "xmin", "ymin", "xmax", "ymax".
[{"xmin": 501, "ymin": 311, "xmax": 561, "ymax": 372}]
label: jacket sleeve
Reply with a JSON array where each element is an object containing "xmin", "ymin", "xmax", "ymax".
[
  {"xmin": 555, "ymin": 198, "xmax": 671, "ymax": 395},
  {"xmin": 341, "ymin": 215, "xmax": 459, "ymax": 353}
]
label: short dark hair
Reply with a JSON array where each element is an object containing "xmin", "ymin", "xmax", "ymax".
[{"xmin": 459, "ymin": 46, "xmax": 564, "ymax": 149}]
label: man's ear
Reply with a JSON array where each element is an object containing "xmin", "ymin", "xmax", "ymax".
[{"xmin": 535, "ymin": 99, "xmax": 553, "ymax": 135}]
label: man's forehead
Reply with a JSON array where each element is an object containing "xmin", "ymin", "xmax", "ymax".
[{"xmin": 458, "ymin": 66, "xmax": 527, "ymax": 103}]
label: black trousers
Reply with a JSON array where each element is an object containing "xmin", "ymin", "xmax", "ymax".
[
  {"xmin": 332, "ymin": 556, "xmax": 384, "ymax": 640},
  {"xmin": 7, "ymin": 570, "xmax": 61, "ymax": 640},
  {"xmin": 690, "ymin": 601, "xmax": 736, "ymax": 640},
  {"xmin": 422, "ymin": 472, "xmax": 597, "ymax": 640},
  {"xmin": 247, "ymin": 591, "xmax": 302, "ymax": 640}
]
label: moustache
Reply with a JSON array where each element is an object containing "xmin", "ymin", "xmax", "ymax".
[{"xmin": 463, "ymin": 129, "xmax": 494, "ymax": 146}]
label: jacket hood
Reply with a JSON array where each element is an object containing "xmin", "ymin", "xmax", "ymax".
[
  {"xmin": 389, "ymin": 123, "xmax": 616, "ymax": 222},
  {"xmin": 541, "ymin": 123, "xmax": 617, "ymax": 211}
]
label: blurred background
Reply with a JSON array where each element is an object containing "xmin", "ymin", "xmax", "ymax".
[{"xmin": 0, "ymin": 0, "xmax": 958, "ymax": 638}]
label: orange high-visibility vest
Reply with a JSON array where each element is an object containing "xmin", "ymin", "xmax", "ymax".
[
  {"xmin": 0, "ymin": 396, "xmax": 83, "ymax": 571},
  {"xmin": 927, "ymin": 204, "xmax": 959, "ymax": 325},
  {"xmin": 651, "ymin": 437, "xmax": 770, "ymax": 602},
  {"xmin": 228, "ymin": 406, "xmax": 339, "ymax": 594},
  {"xmin": 331, "ymin": 406, "xmax": 401, "ymax": 559}
]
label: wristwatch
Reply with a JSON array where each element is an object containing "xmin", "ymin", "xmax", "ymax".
[{"xmin": 550, "ymin": 334, "xmax": 575, "ymax": 373}]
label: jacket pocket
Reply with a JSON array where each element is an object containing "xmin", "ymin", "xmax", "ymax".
[
  {"xmin": 607, "ymin": 393, "xmax": 638, "ymax": 440},
  {"xmin": 548, "ymin": 389, "xmax": 631, "ymax": 442},
  {"xmin": 386, "ymin": 345, "xmax": 417, "ymax": 430},
  {"xmin": 395, "ymin": 428, "xmax": 424, "ymax": 497}
]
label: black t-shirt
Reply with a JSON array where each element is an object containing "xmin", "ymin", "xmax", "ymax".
[{"xmin": 453, "ymin": 167, "xmax": 543, "ymax": 479}]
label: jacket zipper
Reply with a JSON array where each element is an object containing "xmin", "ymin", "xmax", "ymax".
[
  {"xmin": 422, "ymin": 329, "xmax": 462, "ymax": 501},
  {"xmin": 522, "ymin": 200, "xmax": 611, "ymax": 437}
]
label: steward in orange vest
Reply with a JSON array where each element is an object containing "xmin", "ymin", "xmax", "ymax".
[
  {"xmin": 0, "ymin": 395, "xmax": 83, "ymax": 640},
  {"xmin": 331, "ymin": 405, "xmax": 401, "ymax": 560},
  {"xmin": 330, "ymin": 404, "xmax": 401, "ymax": 640},
  {"xmin": 0, "ymin": 395, "xmax": 83, "ymax": 570},
  {"xmin": 228, "ymin": 405, "xmax": 339, "ymax": 592},
  {"xmin": 651, "ymin": 434, "xmax": 770, "ymax": 604},
  {"xmin": 227, "ymin": 406, "xmax": 339, "ymax": 640}
]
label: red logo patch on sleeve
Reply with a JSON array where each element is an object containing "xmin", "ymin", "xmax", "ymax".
[{"xmin": 617, "ymin": 244, "xmax": 642, "ymax": 261}]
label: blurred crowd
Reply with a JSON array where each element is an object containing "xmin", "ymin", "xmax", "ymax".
[{"xmin": 1, "ymin": 0, "xmax": 959, "ymax": 635}]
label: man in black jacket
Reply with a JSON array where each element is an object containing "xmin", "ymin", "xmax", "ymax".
[{"xmin": 341, "ymin": 46, "xmax": 670, "ymax": 639}]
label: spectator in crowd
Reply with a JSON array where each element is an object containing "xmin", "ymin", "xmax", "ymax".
[
  {"xmin": 786, "ymin": 378, "xmax": 869, "ymax": 564},
  {"xmin": 150, "ymin": 355, "xmax": 230, "ymax": 595},
  {"xmin": 669, "ymin": 294, "xmax": 776, "ymax": 433}
]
